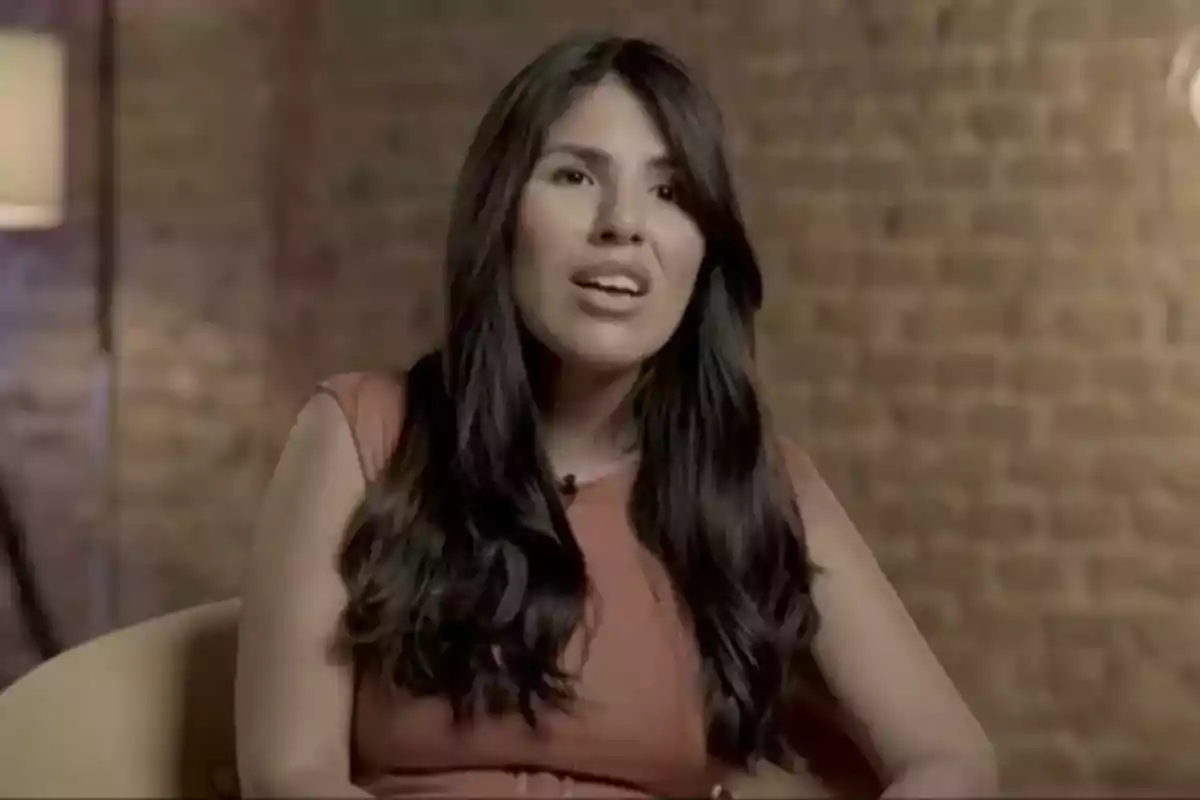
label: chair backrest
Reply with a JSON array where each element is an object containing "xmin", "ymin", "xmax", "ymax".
[
  {"xmin": 0, "ymin": 596, "xmax": 875, "ymax": 799},
  {"xmin": 0, "ymin": 599, "xmax": 240, "ymax": 799}
]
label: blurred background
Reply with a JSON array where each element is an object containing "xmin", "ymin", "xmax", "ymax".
[{"xmin": 3, "ymin": 0, "xmax": 1200, "ymax": 795}]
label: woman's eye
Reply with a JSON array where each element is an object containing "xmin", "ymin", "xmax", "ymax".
[
  {"xmin": 655, "ymin": 182, "xmax": 678, "ymax": 203},
  {"xmin": 551, "ymin": 167, "xmax": 591, "ymax": 186}
]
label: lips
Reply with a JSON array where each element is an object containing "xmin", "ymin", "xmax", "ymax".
[{"xmin": 569, "ymin": 261, "xmax": 651, "ymax": 298}]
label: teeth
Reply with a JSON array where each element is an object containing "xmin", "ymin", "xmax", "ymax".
[{"xmin": 583, "ymin": 275, "xmax": 640, "ymax": 294}]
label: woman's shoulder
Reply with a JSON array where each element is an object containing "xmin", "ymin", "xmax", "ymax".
[
  {"xmin": 775, "ymin": 437, "xmax": 821, "ymax": 496},
  {"xmin": 773, "ymin": 438, "xmax": 853, "ymax": 532},
  {"xmin": 311, "ymin": 370, "xmax": 408, "ymax": 483}
]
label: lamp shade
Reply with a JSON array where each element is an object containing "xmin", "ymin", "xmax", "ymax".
[
  {"xmin": 1191, "ymin": 60, "xmax": 1200, "ymax": 129},
  {"xmin": 1170, "ymin": 31, "xmax": 1200, "ymax": 130},
  {"xmin": 0, "ymin": 30, "xmax": 65, "ymax": 229}
]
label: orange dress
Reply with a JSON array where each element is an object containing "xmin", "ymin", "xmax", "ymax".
[{"xmin": 317, "ymin": 372, "xmax": 810, "ymax": 799}]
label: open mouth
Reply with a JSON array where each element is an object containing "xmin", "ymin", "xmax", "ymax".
[
  {"xmin": 571, "ymin": 276, "xmax": 647, "ymax": 298},
  {"xmin": 569, "ymin": 262, "xmax": 651, "ymax": 299}
]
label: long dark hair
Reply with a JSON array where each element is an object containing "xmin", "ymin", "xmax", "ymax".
[{"xmin": 337, "ymin": 34, "xmax": 820, "ymax": 767}]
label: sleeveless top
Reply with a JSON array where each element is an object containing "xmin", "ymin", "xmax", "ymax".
[{"xmin": 315, "ymin": 372, "xmax": 828, "ymax": 799}]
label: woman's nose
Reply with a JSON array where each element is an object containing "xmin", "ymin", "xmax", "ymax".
[{"xmin": 593, "ymin": 185, "xmax": 646, "ymax": 246}]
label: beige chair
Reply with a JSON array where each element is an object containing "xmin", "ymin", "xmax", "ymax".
[
  {"xmin": 0, "ymin": 599, "xmax": 240, "ymax": 799},
  {"xmin": 0, "ymin": 596, "xmax": 863, "ymax": 799}
]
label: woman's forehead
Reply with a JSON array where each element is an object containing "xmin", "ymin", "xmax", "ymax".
[{"xmin": 543, "ymin": 78, "xmax": 670, "ymax": 163}]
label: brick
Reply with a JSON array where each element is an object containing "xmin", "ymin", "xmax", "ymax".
[
  {"xmin": 1091, "ymin": 448, "xmax": 1163, "ymax": 495},
  {"xmin": 1133, "ymin": 401, "xmax": 1200, "ymax": 440},
  {"xmin": 1099, "ymin": 0, "xmax": 1182, "ymax": 39},
  {"xmin": 855, "ymin": 247, "xmax": 937, "ymax": 288},
  {"xmin": 1005, "ymin": 448, "xmax": 1093, "ymax": 493},
  {"xmin": 1089, "ymin": 355, "xmax": 1163, "ymax": 398},
  {"xmin": 1006, "ymin": 352, "xmax": 1087, "ymax": 396},
  {"xmin": 960, "ymin": 496, "xmax": 1045, "ymax": 548},
  {"xmin": 878, "ymin": 438, "xmax": 998, "ymax": 494},
  {"xmin": 1156, "ymin": 457, "xmax": 1200, "ymax": 501},
  {"xmin": 1004, "ymin": 151, "xmax": 1148, "ymax": 194},
  {"xmin": 1049, "ymin": 400, "xmax": 1134, "ymax": 440},
  {"xmin": 893, "ymin": 545, "xmax": 991, "ymax": 603},
  {"xmin": 1128, "ymin": 499, "xmax": 1199, "ymax": 544},
  {"xmin": 1002, "ymin": 151, "xmax": 1083, "ymax": 190},
  {"xmin": 970, "ymin": 198, "xmax": 1046, "ymax": 240},
  {"xmin": 857, "ymin": 349, "xmax": 931, "ymax": 393},
  {"xmin": 1046, "ymin": 497, "xmax": 1126, "ymax": 544},
  {"xmin": 878, "ymin": 196, "xmax": 971, "ymax": 242},
  {"xmin": 1163, "ymin": 299, "xmax": 1200, "ymax": 345},
  {"xmin": 1084, "ymin": 553, "xmax": 1198, "ymax": 606},
  {"xmin": 966, "ymin": 98, "xmax": 1047, "ymax": 146},
  {"xmin": 903, "ymin": 295, "xmax": 1021, "ymax": 344},
  {"xmin": 1043, "ymin": 611, "xmax": 1125, "ymax": 656},
  {"xmin": 1127, "ymin": 610, "xmax": 1200, "ymax": 669},
  {"xmin": 1051, "ymin": 300, "xmax": 1152, "ymax": 348},
  {"xmin": 933, "ymin": 351, "xmax": 1002, "ymax": 393},
  {"xmin": 887, "ymin": 396, "xmax": 963, "ymax": 440},
  {"xmin": 1026, "ymin": 0, "xmax": 1104, "ymax": 42},
  {"xmin": 914, "ymin": 152, "xmax": 993, "ymax": 190},
  {"xmin": 836, "ymin": 155, "xmax": 915, "ymax": 192},
  {"xmin": 806, "ymin": 389, "xmax": 887, "ymax": 437},
  {"xmin": 743, "ymin": 3, "xmax": 870, "ymax": 52},
  {"xmin": 964, "ymin": 401, "xmax": 1034, "ymax": 441},
  {"xmin": 808, "ymin": 297, "xmax": 902, "ymax": 342},
  {"xmin": 931, "ymin": 0, "xmax": 1020, "ymax": 45},
  {"xmin": 1042, "ymin": 661, "xmax": 1124, "ymax": 739},
  {"xmin": 915, "ymin": 99, "xmax": 977, "ymax": 154},
  {"xmin": 1083, "ymin": 42, "xmax": 1168, "ymax": 94},
  {"xmin": 935, "ymin": 248, "xmax": 1020, "ymax": 290},
  {"xmin": 913, "ymin": 53, "xmax": 990, "ymax": 94},
  {"xmin": 1047, "ymin": 99, "xmax": 1139, "ymax": 152},
  {"xmin": 778, "ymin": 246, "xmax": 860, "ymax": 288},
  {"xmin": 992, "ymin": 551, "xmax": 1072, "ymax": 599},
  {"xmin": 755, "ymin": 152, "xmax": 843, "ymax": 194},
  {"xmin": 871, "ymin": 495, "xmax": 966, "ymax": 541},
  {"xmin": 992, "ymin": 46, "xmax": 1087, "ymax": 96},
  {"xmin": 769, "ymin": 339, "xmax": 858, "ymax": 384}
]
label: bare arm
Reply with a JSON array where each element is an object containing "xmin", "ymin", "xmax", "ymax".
[
  {"xmin": 235, "ymin": 394, "xmax": 373, "ymax": 798},
  {"xmin": 792, "ymin": 452, "xmax": 999, "ymax": 798}
]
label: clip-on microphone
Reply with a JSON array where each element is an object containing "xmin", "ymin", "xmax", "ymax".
[{"xmin": 557, "ymin": 474, "xmax": 578, "ymax": 500}]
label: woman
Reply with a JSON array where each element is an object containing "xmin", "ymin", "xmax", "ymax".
[{"xmin": 235, "ymin": 34, "xmax": 997, "ymax": 799}]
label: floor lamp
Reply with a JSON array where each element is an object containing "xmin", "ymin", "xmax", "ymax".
[
  {"xmin": 0, "ymin": 28, "xmax": 67, "ymax": 660},
  {"xmin": 0, "ymin": 6, "xmax": 118, "ymax": 656}
]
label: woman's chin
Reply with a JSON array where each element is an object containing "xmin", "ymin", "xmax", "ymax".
[{"xmin": 549, "ymin": 334, "xmax": 658, "ymax": 373}]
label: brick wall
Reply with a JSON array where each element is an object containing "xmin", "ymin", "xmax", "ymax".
[
  {"xmin": 738, "ymin": 2, "xmax": 1200, "ymax": 793},
  {"xmin": 3, "ymin": 0, "xmax": 1200, "ymax": 794},
  {"xmin": 112, "ymin": 0, "xmax": 274, "ymax": 622}
]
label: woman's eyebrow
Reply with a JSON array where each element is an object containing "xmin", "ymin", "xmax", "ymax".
[{"xmin": 541, "ymin": 142, "xmax": 674, "ymax": 172}]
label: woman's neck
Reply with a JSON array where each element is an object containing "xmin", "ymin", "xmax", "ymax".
[{"xmin": 538, "ymin": 362, "xmax": 640, "ymax": 481}]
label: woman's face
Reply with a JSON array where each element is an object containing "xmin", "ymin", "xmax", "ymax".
[{"xmin": 512, "ymin": 75, "xmax": 706, "ymax": 373}]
